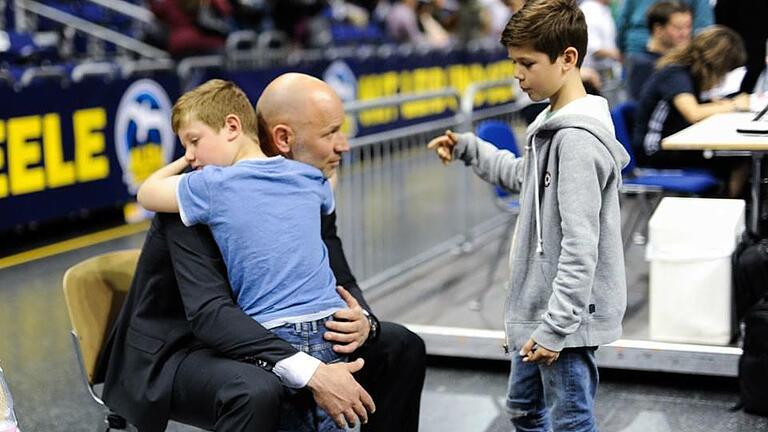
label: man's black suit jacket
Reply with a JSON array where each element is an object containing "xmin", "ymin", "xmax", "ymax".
[{"xmin": 96, "ymin": 211, "xmax": 372, "ymax": 432}]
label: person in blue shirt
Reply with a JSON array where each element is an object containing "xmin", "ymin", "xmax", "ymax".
[
  {"xmin": 617, "ymin": 0, "xmax": 711, "ymax": 56},
  {"xmin": 138, "ymin": 76, "xmax": 368, "ymax": 431}
]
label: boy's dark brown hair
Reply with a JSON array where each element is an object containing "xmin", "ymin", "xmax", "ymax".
[
  {"xmin": 500, "ymin": 0, "xmax": 588, "ymax": 68},
  {"xmin": 171, "ymin": 79, "xmax": 259, "ymax": 142},
  {"xmin": 646, "ymin": 0, "xmax": 691, "ymax": 32}
]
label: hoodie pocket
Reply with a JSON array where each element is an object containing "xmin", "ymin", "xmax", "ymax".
[{"xmin": 508, "ymin": 259, "xmax": 555, "ymax": 322}]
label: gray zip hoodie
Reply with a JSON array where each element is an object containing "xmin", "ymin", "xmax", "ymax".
[{"xmin": 454, "ymin": 95, "xmax": 630, "ymax": 352}]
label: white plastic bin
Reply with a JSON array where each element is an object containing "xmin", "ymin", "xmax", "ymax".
[{"xmin": 646, "ymin": 197, "xmax": 745, "ymax": 345}]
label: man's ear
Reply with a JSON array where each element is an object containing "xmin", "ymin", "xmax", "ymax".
[
  {"xmin": 224, "ymin": 114, "xmax": 242, "ymax": 140},
  {"xmin": 562, "ymin": 47, "xmax": 580, "ymax": 70},
  {"xmin": 272, "ymin": 124, "xmax": 293, "ymax": 155}
]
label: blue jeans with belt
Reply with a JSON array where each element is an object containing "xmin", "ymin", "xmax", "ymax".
[
  {"xmin": 506, "ymin": 347, "xmax": 599, "ymax": 432},
  {"xmin": 271, "ymin": 317, "xmax": 349, "ymax": 432}
]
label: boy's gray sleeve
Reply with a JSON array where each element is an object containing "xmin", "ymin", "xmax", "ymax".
[
  {"xmin": 453, "ymin": 132, "xmax": 525, "ymax": 192},
  {"xmin": 531, "ymin": 134, "xmax": 609, "ymax": 352}
]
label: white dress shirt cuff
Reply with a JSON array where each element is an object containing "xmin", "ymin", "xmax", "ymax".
[{"xmin": 272, "ymin": 352, "xmax": 322, "ymax": 389}]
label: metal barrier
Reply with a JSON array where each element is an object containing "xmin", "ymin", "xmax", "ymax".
[
  {"xmin": 13, "ymin": 0, "xmax": 167, "ymax": 59},
  {"xmin": 339, "ymin": 84, "xmax": 528, "ymax": 288}
]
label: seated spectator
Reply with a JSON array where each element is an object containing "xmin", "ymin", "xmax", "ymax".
[
  {"xmin": 97, "ymin": 73, "xmax": 426, "ymax": 432},
  {"xmin": 617, "ymin": 0, "xmax": 711, "ymax": 56},
  {"xmin": 268, "ymin": 0, "xmax": 326, "ymax": 48},
  {"xmin": 454, "ymin": 0, "xmax": 491, "ymax": 44},
  {"xmin": 386, "ymin": 0, "xmax": 426, "ymax": 45},
  {"xmin": 137, "ymin": 78, "xmax": 361, "ymax": 430},
  {"xmin": 417, "ymin": 0, "xmax": 452, "ymax": 47},
  {"xmin": 480, "ymin": 0, "xmax": 512, "ymax": 40},
  {"xmin": 633, "ymin": 26, "xmax": 750, "ymax": 196},
  {"xmin": 626, "ymin": 0, "xmax": 692, "ymax": 100},
  {"xmin": 150, "ymin": 0, "xmax": 234, "ymax": 58}
]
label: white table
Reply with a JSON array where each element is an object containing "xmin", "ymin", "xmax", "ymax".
[{"xmin": 662, "ymin": 112, "xmax": 768, "ymax": 235}]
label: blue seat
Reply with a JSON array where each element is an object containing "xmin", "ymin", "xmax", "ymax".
[
  {"xmin": 476, "ymin": 120, "xmax": 521, "ymax": 206},
  {"xmin": 611, "ymin": 101, "xmax": 719, "ymax": 247},
  {"xmin": 471, "ymin": 120, "xmax": 521, "ymax": 311},
  {"xmin": 611, "ymin": 101, "xmax": 720, "ymax": 194}
]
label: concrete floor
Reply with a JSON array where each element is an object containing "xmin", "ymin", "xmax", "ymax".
[{"xmin": 1, "ymin": 194, "xmax": 767, "ymax": 430}]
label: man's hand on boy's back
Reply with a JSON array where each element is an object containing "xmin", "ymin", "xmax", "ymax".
[
  {"xmin": 427, "ymin": 129, "xmax": 460, "ymax": 165},
  {"xmin": 520, "ymin": 338, "xmax": 560, "ymax": 366}
]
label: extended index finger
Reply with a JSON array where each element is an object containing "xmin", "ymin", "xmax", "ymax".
[{"xmin": 427, "ymin": 135, "xmax": 450, "ymax": 149}]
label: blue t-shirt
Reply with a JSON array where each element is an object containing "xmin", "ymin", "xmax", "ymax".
[
  {"xmin": 617, "ymin": 0, "xmax": 713, "ymax": 54},
  {"xmin": 633, "ymin": 65, "xmax": 699, "ymax": 157},
  {"xmin": 177, "ymin": 156, "xmax": 345, "ymax": 328}
]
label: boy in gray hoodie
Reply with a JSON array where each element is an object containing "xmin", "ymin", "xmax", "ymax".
[{"xmin": 428, "ymin": 0, "xmax": 629, "ymax": 430}]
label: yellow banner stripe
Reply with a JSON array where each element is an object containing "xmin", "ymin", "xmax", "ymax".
[{"xmin": 0, "ymin": 221, "xmax": 150, "ymax": 270}]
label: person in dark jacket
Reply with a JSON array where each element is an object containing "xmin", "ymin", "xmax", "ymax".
[
  {"xmin": 96, "ymin": 73, "xmax": 426, "ymax": 431},
  {"xmin": 150, "ymin": 0, "xmax": 234, "ymax": 57},
  {"xmin": 626, "ymin": 0, "xmax": 692, "ymax": 100}
]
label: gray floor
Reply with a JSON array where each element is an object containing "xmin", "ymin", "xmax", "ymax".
[
  {"xmin": 1, "ymin": 195, "xmax": 767, "ymax": 430},
  {"xmin": 420, "ymin": 360, "xmax": 768, "ymax": 432}
]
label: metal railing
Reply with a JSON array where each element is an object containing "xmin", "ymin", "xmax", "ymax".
[
  {"xmin": 13, "ymin": 0, "xmax": 167, "ymax": 59},
  {"xmin": 85, "ymin": 0, "xmax": 154, "ymax": 24},
  {"xmin": 338, "ymin": 84, "xmax": 527, "ymax": 288}
]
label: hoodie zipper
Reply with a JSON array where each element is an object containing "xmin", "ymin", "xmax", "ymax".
[{"xmin": 530, "ymin": 138, "xmax": 544, "ymax": 255}]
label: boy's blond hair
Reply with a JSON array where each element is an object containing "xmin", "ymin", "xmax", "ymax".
[
  {"xmin": 500, "ymin": 0, "xmax": 588, "ymax": 68},
  {"xmin": 171, "ymin": 79, "xmax": 259, "ymax": 141}
]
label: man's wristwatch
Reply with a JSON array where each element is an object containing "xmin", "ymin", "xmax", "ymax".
[{"xmin": 362, "ymin": 309, "xmax": 380, "ymax": 345}]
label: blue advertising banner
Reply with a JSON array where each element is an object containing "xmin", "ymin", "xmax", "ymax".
[
  {"xmin": 0, "ymin": 47, "xmax": 515, "ymax": 232},
  {"xmin": 0, "ymin": 73, "xmax": 182, "ymax": 231},
  {"xmin": 199, "ymin": 48, "xmax": 516, "ymax": 137}
]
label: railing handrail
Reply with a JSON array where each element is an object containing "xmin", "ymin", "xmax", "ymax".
[
  {"xmin": 344, "ymin": 88, "xmax": 461, "ymax": 114},
  {"xmin": 120, "ymin": 58, "xmax": 175, "ymax": 78},
  {"xmin": 177, "ymin": 54, "xmax": 224, "ymax": 82},
  {"xmin": 16, "ymin": 0, "xmax": 168, "ymax": 59},
  {"xmin": 71, "ymin": 61, "xmax": 117, "ymax": 82},
  {"xmin": 84, "ymin": 0, "xmax": 154, "ymax": 24},
  {"xmin": 460, "ymin": 78, "xmax": 518, "ymax": 117},
  {"xmin": 20, "ymin": 64, "xmax": 68, "ymax": 87}
]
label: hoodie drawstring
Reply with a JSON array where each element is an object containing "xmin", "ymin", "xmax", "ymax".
[{"xmin": 530, "ymin": 140, "xmax": 544, "ymax": 255}]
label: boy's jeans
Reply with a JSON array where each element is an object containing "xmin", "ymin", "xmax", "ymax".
[
  {"xmin": 271, "ymin": 317, "xmax": 349, "ymax": 432},
  {"xmin": 506, "ymin": 347, "xmax": 599, "ymax": 432}
]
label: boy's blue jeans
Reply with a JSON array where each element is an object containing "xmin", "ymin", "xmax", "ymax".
[
  {"xmin": 506, "ymin": 347, "xmax": 599, "ymax": 432},
  {"xmin": 271, "ymin": 317, "xmax": 349, "ymax": 432}
]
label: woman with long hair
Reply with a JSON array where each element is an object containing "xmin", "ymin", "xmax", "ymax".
[{"xmin": 633, "ymin": 25, "xmax": 750, "ymax": 196}]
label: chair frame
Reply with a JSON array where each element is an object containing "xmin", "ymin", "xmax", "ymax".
[{"xmin": 63, "ymin": 249, "xmax": 141, "ymax": 431}]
